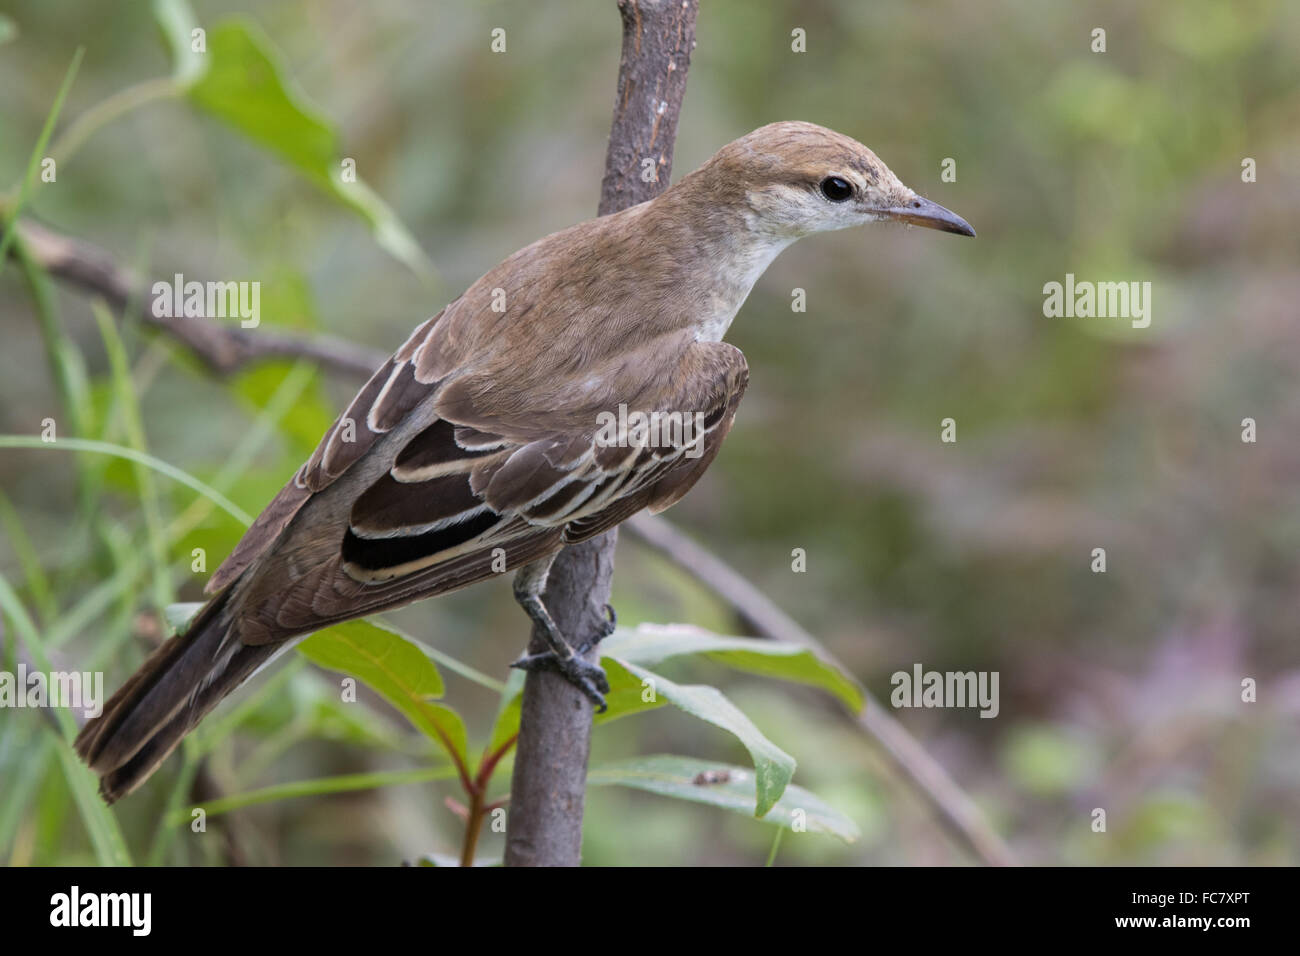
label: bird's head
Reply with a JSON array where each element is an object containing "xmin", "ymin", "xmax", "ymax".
[{"xmin": 697, "ymin": 121, "xmax": 975, "ymax": 241}]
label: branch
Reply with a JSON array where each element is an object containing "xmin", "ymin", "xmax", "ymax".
[
  {"xmin": 503, "ymin": 0, "xmax": 699, "ymax": 868},
  {"xmin": 624, "ymin": 513, "xmax": 1018, "ymax": 867},
  {"xmin": 11, "ymin": 219, "xmax": 386, "ymax": 378}
]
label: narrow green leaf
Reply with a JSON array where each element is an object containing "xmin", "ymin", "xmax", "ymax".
[
  {"xmin": 0, "ymin": 491, "xmax": 56, "ymax": 625},
  {"xmin": 603, "ymin": 624, "xmax": 865, "ymax": 713},
  {"xmin": 0, "ymin": 47, "xmax": 82, "ymax": 265},
  {"xmin": 0, "ymin": 579, "xmax": 133, "ymax": 866},
  {"xmin": 52, "ymin": 732, "xmax": 133, "ymax": 865},
  {"xmin": 184, "ymin": 21, "xmax": 430, "ymax": 276},
  {"xmin": 299, "ymin": 620, "xmax": 468, "ymax": 767},
  {"xmin": 0, "ymin": 436, "xmax": 253, "ymax": 525},
  {"xmin": 166, "ymin": 766, "xmax": 457, "ymax": 823},
  {"xmin": 0, "ymin": 733, "xmax": 49, "ymax": 858},
  {"xmin": 589, "ymin": 755, "xmax": 859, "ymax": 843},
  {"xmin": 0, "ymin": 574, "xmax": 69, "ymax": 736},
  {"xmin": 617, "ymin": 661, "xmax": 795, "ymax": 816},
  {"xmin": 93, "ymin": 302, "xmax": 174, "ymax": 614}
]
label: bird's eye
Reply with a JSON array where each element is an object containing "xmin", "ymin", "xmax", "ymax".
[{"xmin": 820, "ymin": 176, "xmax": 853, "ymax": 202}]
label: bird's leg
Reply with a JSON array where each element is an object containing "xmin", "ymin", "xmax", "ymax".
[{"xmin": 509, "ymin": 554, "xmax": 614, "ymax": 712}]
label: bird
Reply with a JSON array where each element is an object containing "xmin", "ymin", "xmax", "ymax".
[{"xmin": 75, "ymin": 121, "xmax": 974, "ymax": 802}]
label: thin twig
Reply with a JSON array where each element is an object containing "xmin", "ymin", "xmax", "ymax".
[
  {"xmin": 503, "ymin": 0, "xmax": 700, "ymax": 869},
  {"xmin": 624, "ymin": 512, "xmax": 1019, "ymax": 867},
  {"xmin": 11, "ymin": 219, "xmax": 386, "ymax": 378}
]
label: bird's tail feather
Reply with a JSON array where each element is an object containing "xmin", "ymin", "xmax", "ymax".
[{"xmin": 74, "ymin": 591, "xmax": 276, "ymax": 803}]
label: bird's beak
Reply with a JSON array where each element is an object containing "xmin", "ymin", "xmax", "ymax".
[{"xmin": 879, "ymin": 196, "xmax": 976, "ymax": 237}]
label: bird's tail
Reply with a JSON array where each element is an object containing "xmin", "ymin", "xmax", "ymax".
[{"xmin": 74, "ymin": 590, "xmax": 277, "ymax": 803}]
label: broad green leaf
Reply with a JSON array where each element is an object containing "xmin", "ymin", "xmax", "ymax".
[
  {"xmin": 589, "ymin": 755, "xmax": 859, "ymax": 843},
  {"xmin": 618, "ymin": 660, "xmax": 795, "ymax": 816},
  {"xmin": 594, "ymin": 656, "xmax": 670, "ymax": 723},
  {"xmin": 602, "ymin": 624, "xmax": 864, "ymax": 713},
  {"xmin": 152, "ymin": 0, "xmax": 207, "ymax": 88},
  {"xmin": 183, "ymin": 21, "xmax": 429, "ymax": 276},
  {"xmin": 299, "ymin": 619, "xmax": 468, "ymax": 768},
  {"xmin": 485, "ymin": 669, "xmax": 526, "ymax": 757},
  {"xmin": 482, "ymin": 647, "xmax": 801, "ymax": 815}
]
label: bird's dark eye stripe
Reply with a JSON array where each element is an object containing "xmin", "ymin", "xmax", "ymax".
[{"xmin": 820, "ymin": 176, "xmax": 853, "ymax": 202}]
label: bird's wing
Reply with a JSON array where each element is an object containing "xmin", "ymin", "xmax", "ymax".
[
  {"xmin": 218, "ymin": 327, "xmax": 747, "ymax": 645},
  {"xmin": 206, "ymin": 310, "xmax": 447, "ymax": 594}
]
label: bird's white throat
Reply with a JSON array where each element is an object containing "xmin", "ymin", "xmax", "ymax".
[{"xmin": 695, "ymin": 232, "xmax": 796, "ymax": 342}]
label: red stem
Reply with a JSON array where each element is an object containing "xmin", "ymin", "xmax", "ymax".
[{"xmin": 455, "ymin": 732, "xmax": 520, "ymax": 866}]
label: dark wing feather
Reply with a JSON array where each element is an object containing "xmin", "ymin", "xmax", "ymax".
[{"xmin": 206, "ymin": 312, "xmax": 445, "ymax": 594}]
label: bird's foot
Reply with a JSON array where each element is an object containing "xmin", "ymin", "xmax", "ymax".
[
  {"xmin": 510, "ymin": 603, "xmax": 617, "ymax": 712},
  {"xmin": 511, "ymin": 649, "xmax": 611, "ymax": 712}
]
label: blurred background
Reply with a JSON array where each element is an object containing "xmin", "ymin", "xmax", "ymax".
[{"xmin": 1, "ymin": 0, "xmax": 1298, "ymax": 865}]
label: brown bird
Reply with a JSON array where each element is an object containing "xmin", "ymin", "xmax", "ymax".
[{"xmin": 76, "ymin": 121, "xmax": 974, "ymax": 802}]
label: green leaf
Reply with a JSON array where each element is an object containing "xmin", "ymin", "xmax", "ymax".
[
  {"xmin": 1, "ymin": 574, "xmax": 133, "ymax": 864},
  {"xmin": 485, "ymin": 669, "xmax": 526, "ymax": 756},
  {"xmin": 299, "ymin": 619, "xmax": 468, "ymax": 769},
  {"xmin": 594, "ymin": 656, "xmax": 671, "ymax": 722},
  {"xmin": 93, "ymin": 302, "xmax": 175, "ymax": 614},
  {"xmin": 183, "ymin": 20, "xmax": 430, "ymax": 276},
  {"xmin": 589, "ymin": 755, "xmax": 860, "ymax": 843},
  {"xmin": 52, "ymin": 731, "xmax": 133, "ymax": 865},
  {"xmin": 163, "ymin": 602, "xmax": 204, "ymax": 633},
  {"xmin": 617, "ymin": 661, "xmax": 795, "ymax": 816},
  {"xmin": 0, "ymin": 14, "xmax": 17, "ymax": 47},
  {"xmin": 484, "ymin": 645, "xmax": 801, "ymax": 815},
  {"xmin": 602, "ymin": 624, "xmax": 864, "ymax": 713},
  {"xmin": 0, "ymin": 491, "xmax": 56, "ymax": 625},
  {"xmin": 152, "ymin": 0, "xmax": 207, "ymax": 88},
  {"xmin": 0, "ymin": 48, "xmax": 82, "ymax": 266},
  {"xmin": 0, "ymin": 734, "xmax": 50, "ymax": 857},
  {"xmin": 166, "ymin": 766, "xmax": 457, "ymax": 823},
  {"xmin": 487, "ymin": 656, "xmax": 670, "ymax": 744},
  {"xmin": 486, "ymin": 644, "xmax": 809, "ymax": 815},
  {"xmin": 0, "ymin": 435, "xmax": 253, "ymax": 525}
]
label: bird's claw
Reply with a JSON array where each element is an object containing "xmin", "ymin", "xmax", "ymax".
[
  {"xmin": 597, "ymin": 603, "xmax": 617, "ymax": 641},
  {"xmin": 511, "ymin": 650, "xmax": 610, "ymax": 712}
]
